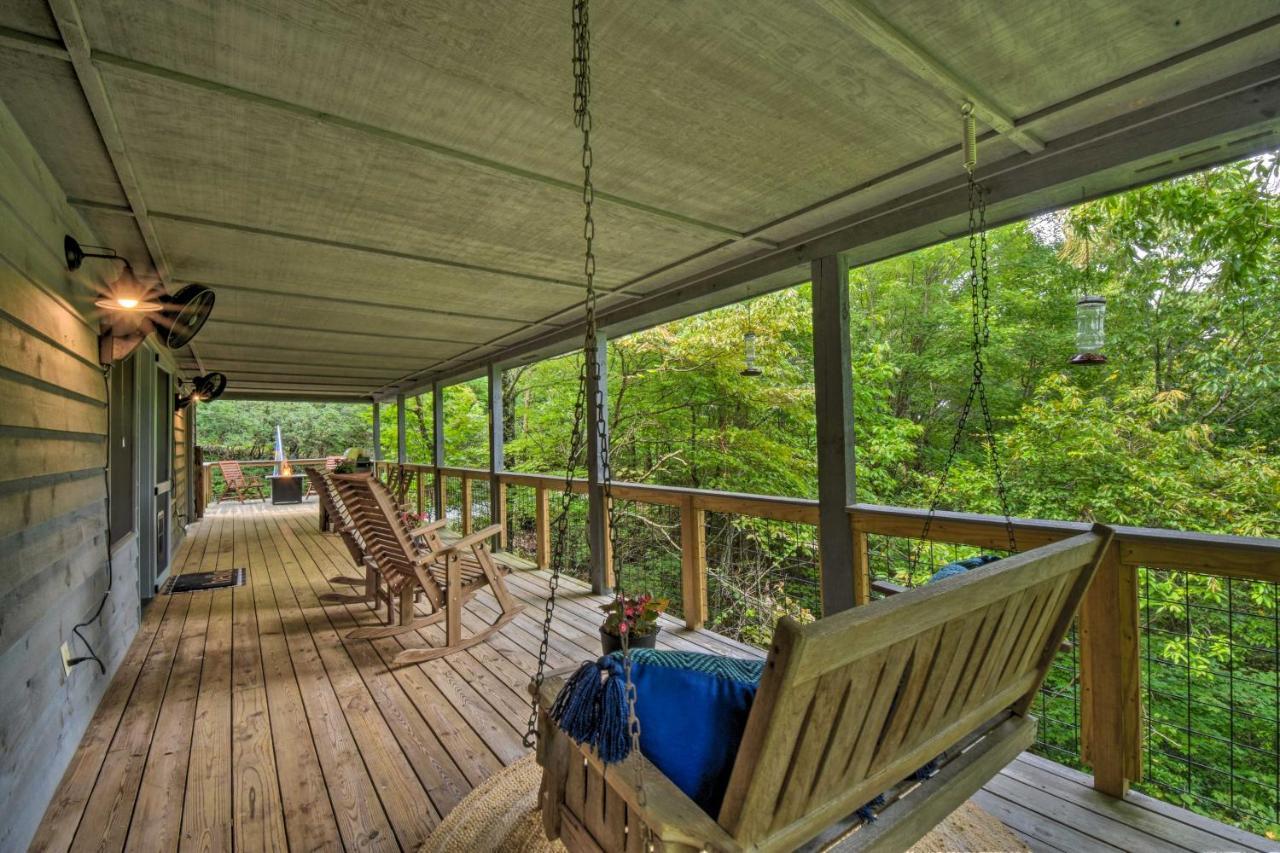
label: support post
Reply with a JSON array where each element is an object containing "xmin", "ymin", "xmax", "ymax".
[
  {"xmin": 461, "ymin": 477, "xmax": 473, "ymax": 536},
  {"xmin": 432, "ymin": 382, "xmax": 445, "ymax": 521},
  {"xmin": 416, "ymin": 470, "xmax": 425, "ymax": 520},
  {"xmin": 371, "ymin": 400, "xmax": 382, "ymax": 462},
  {"xmin": 851, "ymin": 515, "xmax": 871, "ymax": 606},
  {"xmin": 1080, "ymin": 542, "xmax": 1142, "ymax": 796},
  {"xmin": 585, "ymin": 334, "xmax": 610, "ymax": 593},
  {"xmin": 811, "ymin": 254, "xmax": 857, "ymax": 616},
  {"xmin": 535, "ymin": 485, "xmax": 551, "ymax": 570},
  {"xmin": 488, "ymin": 363, "xmax": 505, "ymax": 550},
  {"xmin": 680, "ymin": 496, "xmax": 708, "ymax": 629},
  {"xmin": 396, "ymin": 393, "xmax": 407, "ymax": 464}
]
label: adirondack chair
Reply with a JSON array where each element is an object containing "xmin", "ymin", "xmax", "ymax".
[
  {"xmin": 330, "ymin": 472, "xmax": 523, "ymax": 665},
  {"xmin": 217, "ymin": 460, "xmax": 265, "ymax": 502},
  {"xmin": 536, "ymin": 525, "xmax": 1114, "ymax": 853}
]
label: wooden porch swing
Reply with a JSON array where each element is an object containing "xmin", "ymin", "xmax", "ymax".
[{"xmin": 527, "ymin": 4, "xmax": 1111, "ymax": 850}]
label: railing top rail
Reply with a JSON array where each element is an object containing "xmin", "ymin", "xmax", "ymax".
[
  {"xmin": 203, "ymin": 457, "xmax": 330, "ymax": 467},
  {"xmin": 849, "ymin": 502, "xmax": 1280, "ymax": 581},
  {"xmin": 372, "ymin": 462, "xmax": 1278, "ymax": 581}
]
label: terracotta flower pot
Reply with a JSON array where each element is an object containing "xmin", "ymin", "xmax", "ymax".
[{"xmin": 600, "ymin": 626, "xmax": 660, "ymax": 656}]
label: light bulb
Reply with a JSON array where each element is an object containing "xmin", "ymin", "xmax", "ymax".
[{"xmin": 117, "ymin": 297, "xmax": 139, "ymax": 309}]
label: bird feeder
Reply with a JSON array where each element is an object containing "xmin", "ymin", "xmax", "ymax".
[{"xmin": 1069, "ymin": 295, "xmax": 1107, "ymax": 365}]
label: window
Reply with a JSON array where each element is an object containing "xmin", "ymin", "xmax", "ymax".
[{"xmin": 108, "ymin": 355, "xmax": 135, "ymax": 545}]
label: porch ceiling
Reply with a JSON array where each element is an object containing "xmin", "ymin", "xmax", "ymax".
[{"xmin": 1, "ymin": 1, "xmax": 1278, "ymax": 401}]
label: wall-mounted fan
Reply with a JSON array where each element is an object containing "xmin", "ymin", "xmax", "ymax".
[
  {"xmin": 176, "ymin": 372, "xmax": 228, "ymax": 410},
  {"xmin": 67, "ymin": 236, "xmax": 216, "ymax": 365}
]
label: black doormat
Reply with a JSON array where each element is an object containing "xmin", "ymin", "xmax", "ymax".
[{"xmin": 162, "ymin": 568, "xmax": 246, "ymax": 594}]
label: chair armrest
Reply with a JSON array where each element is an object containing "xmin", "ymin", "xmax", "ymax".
[
  {"xmin": 410, "ymin": 519, "xmax": 448, "ymax": 538},
  {"xmin": 438, "ymin": 524, "xmax": 503, "ymax": 555}
]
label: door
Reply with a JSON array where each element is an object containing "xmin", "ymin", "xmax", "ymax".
[
  {"xmin": 153, "ymin": 365, "xmax": 173, "ymax": 589},
  {"xmin": 138, "ymin": 355, "xmax": 173, "ymax": 598}
]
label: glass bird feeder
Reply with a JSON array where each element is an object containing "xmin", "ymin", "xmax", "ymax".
[
  {"xmin": 1069, "ymin": 295, "xmax": 1107, "ymax": 365},
  {"xmin": 740, "ymin": 330, "xmax": 763, "ymax": 377}
]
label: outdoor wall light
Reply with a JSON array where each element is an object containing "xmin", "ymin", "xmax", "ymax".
[
  {"xmin": 176, "ymin": 372, "xmax": 228, "ymax": 410},
  {"xmin": 66, "ymin": 235, "xmax": 216, "ymax": 365}
]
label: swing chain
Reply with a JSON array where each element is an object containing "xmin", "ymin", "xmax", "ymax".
[{"xmin": 918, "ymin": 165, "xmax": 1017, "ymax": 557}]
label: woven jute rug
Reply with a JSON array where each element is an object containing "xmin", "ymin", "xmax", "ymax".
[{"xmin": 419, "ymin": 754, "xmax": 1027, "ymax": 852}]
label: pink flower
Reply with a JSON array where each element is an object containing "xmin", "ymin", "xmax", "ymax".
[{"xmin": 618, "ymin": 622, "xmax": 628, "ymax": 634}]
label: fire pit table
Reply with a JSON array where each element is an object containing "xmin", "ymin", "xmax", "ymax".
[{"xmin": 268, "ymin": 472, "xmax": 304, "ymax": 505}]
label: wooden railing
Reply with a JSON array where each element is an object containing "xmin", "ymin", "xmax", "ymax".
[
  {"xmin": 370, "ymin": 461, "xmax": 1279, "ymax": 807},
  {"xmin": 200, "ymin": 457, "xmax": 330, "ymax": 506}
]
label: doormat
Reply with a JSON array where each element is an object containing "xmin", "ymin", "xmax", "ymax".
[{"xmin": 162, "ymin": 568, "xmax": 246, "ymax": 594}]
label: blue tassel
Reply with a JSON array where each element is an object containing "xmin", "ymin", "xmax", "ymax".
[
  {"xmin": 549, "ymin": 656, "xmax": 633, "ymax": 764},
  {"xmin": 855, "ymin": 793, "xmax": 887, "ymax": 823},
  {"xmin": 912, "ymin": 758, "xmax": 939, "ymax": 781}
]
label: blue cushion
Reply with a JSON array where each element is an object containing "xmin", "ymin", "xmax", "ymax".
[
  {"xmin": 927, "ymin": 553, "xmax": 1002, "ymax": 584},
  {"xmin": 612, "ymin": 649, "xmax": 763, "ymax": 816}
]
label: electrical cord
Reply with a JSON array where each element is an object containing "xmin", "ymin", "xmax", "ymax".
[{"xmin": 68, "ymin": 366, "xmax": 113, "ymax": 675}]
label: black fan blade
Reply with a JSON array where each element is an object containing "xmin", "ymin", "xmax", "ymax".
[{"xmin": 162, "ymin": 285, "xmax": 215, "ymax": 349}]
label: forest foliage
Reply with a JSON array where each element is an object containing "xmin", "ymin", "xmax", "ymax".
[{"xmin": 199, "ymin": 156, "xmax": 1279, "ymax": 833}]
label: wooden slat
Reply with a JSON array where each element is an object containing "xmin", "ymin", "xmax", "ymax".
[
  {"xmin": 240, "ymin": 506, "xmax": 343, "ymax": 851},
  {"xmin": 227, "ymin": 510, "xmax": 288, "ymax": 851},
  {"xmin": 125, "ymin": 593, "xmax": 211, "ymax": 852},
  {"xmin": 69, "ymin": 593, "xmax": 194, "ymax": 852}
]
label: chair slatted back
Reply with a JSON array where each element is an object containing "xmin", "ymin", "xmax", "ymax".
[
  {"xmin": 219, "ymin": 460, "xmax": 249, "ymax": 487},
  {"xmin": 331, "ymin": 473, "xmax": 441, "ymax": 604},
  {"xmin": 717, "ymin": 527, "xmax": 1112, "ymax": 850},
  {"xmin": 307, "ymin": 468, "xmax": 364, "ymax": 563}
]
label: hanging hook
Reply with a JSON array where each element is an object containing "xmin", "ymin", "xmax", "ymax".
[{"xmin": 961, "ymin": 101, "xmax": 977, "ymax": 174}]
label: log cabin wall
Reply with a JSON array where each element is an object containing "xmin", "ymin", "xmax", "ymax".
[{"xmin": 0, "ymin": 98, "xmax": 144, "ymax": 852}]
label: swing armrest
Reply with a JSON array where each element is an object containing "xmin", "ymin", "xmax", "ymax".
[{"xmin": 537, "ymin": 672, "xmax": 740, "ymax": 851}]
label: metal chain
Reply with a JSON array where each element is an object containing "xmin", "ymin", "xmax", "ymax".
[
  {"xmin": 917, "ymin": 168, "xmax": 1017, "ymax": 558},
  {"xmin": 569, "ymin": 0, "xmax": 650, "ymax": 833},
  {"xmin": 526, "ymin": 14, "xmax": 648, "ymax": 846}
]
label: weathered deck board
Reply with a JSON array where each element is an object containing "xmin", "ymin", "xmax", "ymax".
[{"xmin": 32, "ymin": 500, "xmax": 1272, "ymax": 852}]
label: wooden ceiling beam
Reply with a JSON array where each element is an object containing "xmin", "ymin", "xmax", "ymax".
[
  {"xmin": 0, "ymin": 25, "xmax": 67, "ymax": 60},
  {"xmin": 194, "ymin": 281, "xmax": 563, "ymax": 329},
  {"xmin": 67, "ymin": 200, "xmax": 611, "ymax": 295},
  {"xmin": 813, "ymin": 0, "xmax": 1043, "ymax": 154},
  {"xmin": 47, "ymin": 1, "xmax": 172, "ymax": 282}
]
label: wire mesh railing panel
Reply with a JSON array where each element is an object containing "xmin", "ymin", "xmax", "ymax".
[
  {"xmin": 611, "ymin": 500, "xmax": 683, "ymax": 619},
  {"xmin": 471, "ymin": 479, "xmax": 492, "ymax": 530},
  {"xmin": 1138, "ymin": 569, "xmax": 1279, "ymax": 837},
  {"xmin": 504, "ymin": 484, "xmax": 539, "ymax": 563},
  {"xmin": 546, "ymin": 492, "xmax": 591, "ymax": 584},
  {"xmin": 703, "ymin": 513, "xmax": 819, "ymax": 647},
  {"xmin": 444, "ymin": 477, "xmax": 463, "ymax": 530}
]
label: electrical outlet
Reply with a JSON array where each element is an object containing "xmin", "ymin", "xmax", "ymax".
[{"xmin": 60, "ymin": 642, "xmax": 74, "ymax": 676}]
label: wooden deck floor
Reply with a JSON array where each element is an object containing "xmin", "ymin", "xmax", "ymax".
[{"xmin": 31, "ymin": 501, "xmax": 1271, "ymax": 852}]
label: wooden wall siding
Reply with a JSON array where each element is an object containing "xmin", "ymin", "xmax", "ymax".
[
  {"xmin": 173, "ymin": 405, "xmax": 188, "ymax": 529},
  {"xmin": 0, "ymin": 98, "xmax": 142, "ymax": 853}
]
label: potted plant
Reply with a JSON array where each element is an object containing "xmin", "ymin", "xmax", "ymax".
[{"xmin": 599, "ymin": 592, "xmax": 668, "ymax": 655}]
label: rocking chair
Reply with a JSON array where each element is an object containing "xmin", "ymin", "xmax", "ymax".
[
  {"xmin": 330, "ymin": 472, "xmax": 523, "ymax": 665},
  {"xmin": 536, "ymin": 526, "xmax": 1113, "ymax": 852}
]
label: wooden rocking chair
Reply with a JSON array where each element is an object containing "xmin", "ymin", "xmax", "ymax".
[
  {"xmin": 331, "ymin": 472, "xmax": 523, "ymax": 666},
  {"xmin": 536, "ymin": 525, "xmax": 1114, "ymax": 852},
  {"xmin": 307, "ymin": 468, "xmax": 379, "ymax": 599},
  {"xmin": 217, "ymin": 460, "xmax": 265, "ymax": 502}
]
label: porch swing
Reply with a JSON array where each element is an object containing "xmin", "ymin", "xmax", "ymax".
[{"xmin": 530, "ymin": 4, "xmax": 1113, "ymax": 850}]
